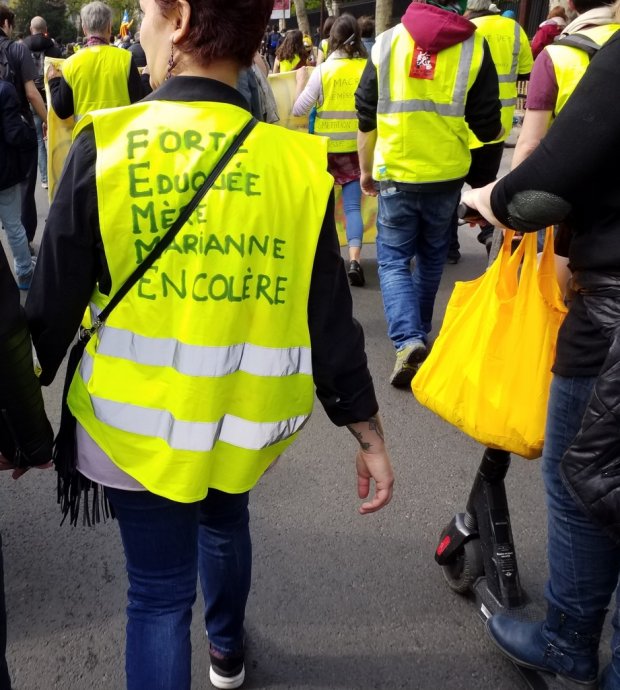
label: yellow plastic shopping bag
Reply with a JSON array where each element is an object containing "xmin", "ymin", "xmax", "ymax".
[{"xmin": 412, "ymin": 229, "xmax": 567, "ymax": 459}]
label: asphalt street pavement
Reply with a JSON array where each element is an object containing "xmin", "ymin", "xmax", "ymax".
[{"xmin": 0, "ymin": 146, "xmax": 607, "ymax": 690}]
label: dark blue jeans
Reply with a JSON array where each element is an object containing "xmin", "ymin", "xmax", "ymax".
[
  {"xmin": 376, "ymin": 186, "xmax": 460, "ymax": 349},
  {"xmin": 106, "ymin": 488, "xmax": 251, "ymax": 690},
  {"xmin": 542, "ymin": 375, "xmax": 620, "ymax": 685}
]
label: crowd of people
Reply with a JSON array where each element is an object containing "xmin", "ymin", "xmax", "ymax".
[{"xmin": 1, "ymin": 0, "xmax": 620, "ymax": 688}]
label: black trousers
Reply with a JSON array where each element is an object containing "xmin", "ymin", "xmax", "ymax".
[
  {"xmin": 449, "ymin": 141, "xmax": 505, "ymax": 255},
  {"xmin": 20, "ymin": 148, "xmax": 38, "ymax": 244},
  {"xmin": 0, "ymin": 534, "xmax": 11, "ymax": 690}
]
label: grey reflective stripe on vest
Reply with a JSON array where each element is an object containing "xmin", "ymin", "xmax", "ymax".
[
  {"xmin": 317, "ymin": 131, "xmax": 357, "ymax": 141},
  {"xmin": 500, "ymin": 97, "xmax": 517, "ymax": 107},
  {"xmin": 79, "ymin": 351, "xmax": 309, "ymax": 451},
  {"xmin": 377, "ymin": 29, "xmax": 476, "ymax": 117},
  {"xmin": 96, "ymin": 325, "xmax": 313, "ymax": 377},
  {"xmin": 316, "ymin": 110, "xmax": 356, "ymax": 119},
  {"xmin": 498, "ymin": 21, "xmax": 521, "ymax": 83}
]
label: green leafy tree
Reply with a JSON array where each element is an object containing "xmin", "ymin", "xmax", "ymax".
[
  {"xmin": 64, "ymin": 0, "xmax": 140, "ymax": 38},
  {"xmin": 12, "ymin": 0, "xmax": 75, "ymax": 42}
]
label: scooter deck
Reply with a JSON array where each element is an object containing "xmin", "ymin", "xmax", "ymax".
[{"xmin": 473, "ymin": 577, "xmax": 568, "ymax": 690}]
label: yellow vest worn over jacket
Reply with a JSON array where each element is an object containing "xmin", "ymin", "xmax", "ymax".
[
  {"xmin": 546, "ymin": 24, "xmax": 620, "ymax": 116},
  {"xmin": 469, "ymin": 15, "xmax": 533, "ymax": 147},
  {"xmin": 373, "ymin": 23, "xmax": 486, "ymax": 183},
  {"xmin": 68, "ymin": 100, "xmax": 333, "ymax": 502},
  {"xmin": 62, "ymin": 44, "xmax": 132, "ymax": 120},
  {"xmin": 315, "ymin": 57, "xmax": 366, "ymax": 153}
]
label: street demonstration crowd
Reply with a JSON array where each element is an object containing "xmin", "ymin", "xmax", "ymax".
[{"xmin": 2, "ymin": 0, "xmax": 620, "ymax": 688}]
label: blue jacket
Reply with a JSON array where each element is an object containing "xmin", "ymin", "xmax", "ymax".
[{"xmin": 0, "ymin": 79, "xmax": 37, "ymax": 191}]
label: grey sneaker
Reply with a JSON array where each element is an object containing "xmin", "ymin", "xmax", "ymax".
[{"xmin": 389, "ymin": 341, "xmax": 427, "ymax": 388}]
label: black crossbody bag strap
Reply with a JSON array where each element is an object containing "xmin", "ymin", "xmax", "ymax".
[{"xmin": 85, "ymin": 116, "xmax": 258, "ymax": 339}]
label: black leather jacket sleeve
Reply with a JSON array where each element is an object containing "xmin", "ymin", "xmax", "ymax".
[{"xmin": 0, "ymin": 246, "xmax": 53, "ymax": 467}]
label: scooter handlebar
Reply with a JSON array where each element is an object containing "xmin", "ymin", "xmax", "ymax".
[{"xmin": 457, "ymin": 202, "xmax": 485, "ymax": 224}]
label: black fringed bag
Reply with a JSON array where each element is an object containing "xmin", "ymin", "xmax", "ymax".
[{"xmin": 53, "ymin": 118, "xmax": 258, "ymax": 525}]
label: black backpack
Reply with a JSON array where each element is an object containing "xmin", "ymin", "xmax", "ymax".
[
  {"xmin": 0, "ymin": 36, "xmax": 16, "ymax": 85},
  {"xmin": 30, "ymin": 49, "xmax": 45, "ymax": 90}
]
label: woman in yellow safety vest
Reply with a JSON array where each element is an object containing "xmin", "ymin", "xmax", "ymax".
[
  {"xmin": 273, "ymin": 28, "xmax": 306, "ymax": 73},
  {"xmin": 293, "ymin": 14, "xmax": 368, "ymax": 287},
  {"xmin": 316, "ymin": 14, "xmax": 336, "ymax": 65},
  {"xmin": 25, "ymin": 1, "xmax": 394, "ymax": 689}
]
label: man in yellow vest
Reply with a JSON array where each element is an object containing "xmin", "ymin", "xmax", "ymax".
[
  {"xmin": 447, "ymin": 0, "xmax": 532, "ymax": 262},
  {"xmin": 356, "ymin": 0, "xmax": 502, "ymax": 388},
  {"xmin": 47, "ymin": 1, "xmax": 142, "ymax": 121}
]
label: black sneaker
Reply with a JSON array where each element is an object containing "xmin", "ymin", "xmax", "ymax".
[
  {"xmin": 446, "ymin": 250, "xmax": 460, "ymax": 265},
  {"xmin": 209, "ymin": 649, "xmax": 245, "ymax": 689},
  {"xmin": 348, "ymin": 260, "xmax": 365, "ymax": 287}
]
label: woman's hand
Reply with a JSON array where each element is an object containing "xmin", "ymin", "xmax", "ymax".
[
  {"xmin": 0, "ymin": 453, "xmax": 52, "ymax": 480},
  {"xmin": 46, "ymin": 63, "xmax": 61, "ymax": 81},
  {"xmin": 461, "ymin": 181, "xmax": 501, "ymax": 227}
]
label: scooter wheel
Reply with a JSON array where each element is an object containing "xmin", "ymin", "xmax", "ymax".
[{"xmin": 441, "ymin": 538, "xmax": 483, "ymax": 594}]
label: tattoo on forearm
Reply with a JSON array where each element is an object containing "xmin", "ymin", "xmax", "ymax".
[
  {"xmin": 347, "ymin": 425, "xmax": 371, "ymax": 451},
  {"xmin": 347, "ymin": 415, "xmax": 384, "ymax": 451},
  {"xmin": 368, "ymin": 415, "xmax": 384, "ymax": 442}
]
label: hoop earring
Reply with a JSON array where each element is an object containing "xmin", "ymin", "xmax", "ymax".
[{"xmin": 166, "ymin": 39, "xmax": 175, "ymax": 80}]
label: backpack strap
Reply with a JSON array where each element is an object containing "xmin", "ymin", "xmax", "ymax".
[{"xmin": 554, "ymin": 33, "xmax": 602, "ymax": 59}]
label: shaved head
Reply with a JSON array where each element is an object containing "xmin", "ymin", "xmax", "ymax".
[{"xmin": 30, "ymin": 16, "xmax": 47, "ymax": 33}]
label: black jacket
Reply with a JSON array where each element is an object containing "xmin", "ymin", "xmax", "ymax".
[
  {"xmin": 21, "ymin": 33, "xmax": 62, "ymax": 93},
  {"xmin": 0, "ymin": 80, "xmax": 37, "ymax": 191},
  {"xmin": 0, "ymin": 245, "xmax": 53, "ymax": 467},
  {"xmin": 560, "ymin": 272, "xmax": 620, "ymax": 544}
]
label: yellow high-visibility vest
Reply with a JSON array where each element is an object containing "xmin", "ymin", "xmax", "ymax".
[
  {"xmin": 372, "ymin": 23, "xmax": 487, "ymax": 183},
  {"xmin": 279, "ymin": 55, "xmax": 301, "ymax": 72},
  {"xmin": 68, "ymin": 99, "xmax": 333, "ymax": 502},
  {"xmin": 469, "ymin": 15, "xmax": 533, "ymax": 148},
  {"xmin": 546, "ymin": 24, "xmax": 620, "ymax": 116},
  {"xmin": 62, "ymin": 44, "xmax": 132, "ymax": 120},
  {"xmin": 315, "ymin": 57, "xmax": 366, "ymax": 153}
]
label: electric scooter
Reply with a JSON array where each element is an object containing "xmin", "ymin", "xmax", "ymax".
[
  {"xmin": 434, "ymin": 204, "xmax": 564, "ymax": 688},
  {"xmin": 434, "ymin": 447, "xmax": 568, "ymax": 689}
]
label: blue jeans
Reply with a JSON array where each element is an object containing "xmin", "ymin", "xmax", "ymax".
[
  {"xmin": 0, "ymin": 185, "xmax": 32, "ymax": 279},
  {"xmin": 106, "ymin": 488, "xmax": 251, "ymax": 690},
  {"xmin": 542, "ymin": 375, "xmax": 620, "ymax": 684},
  {"xmin": 32, "ymin": 110, "xmax": 47, "ymax": 185},
  {"xmin": 376, "ymin": 186, "xmax": 460, "ymax": 349},
  {"xmin": 341, "ymin": 179, "xmax": 363, "ymax": 249}
]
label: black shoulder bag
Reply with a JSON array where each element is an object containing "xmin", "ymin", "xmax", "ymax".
[{"xmin": 54, "ymin": 118, "xmax": 258, "ymax": 526}]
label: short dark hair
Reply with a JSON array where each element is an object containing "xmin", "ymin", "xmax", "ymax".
[
  {"xmin": 0, "ymin": 4, "xmax": 15, "ymax": 29},
  {"xmin": 153, "ymin": 0, "xmax": 273, "ymax": 68},
  {"xmin": 322, "ymin": 15, "xmax": 335, "ymax": 38},
  {"xmin": 572, "ymin": 0, "xmax": 614, "ymax": 13},
  {"xmin": 357, "ymin": 15, "xmax": 375, "ymax": 39}
]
